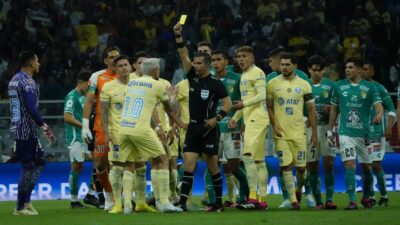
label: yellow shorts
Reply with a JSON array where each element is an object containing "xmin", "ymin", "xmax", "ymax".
[
  {"xmin": 120, "ymin": 129, "xmax": 166, "ymax": 163},
  {"xmin": 274, "ymin": 137, "xmax": 307, "ymax": 167},
  {"xmin": 242, "ymin": 124, "xmax": 268, "ymax": 161}
]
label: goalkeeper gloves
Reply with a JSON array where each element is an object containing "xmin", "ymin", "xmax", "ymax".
[
  {"xmin": 82, "ymin": 118, "xmax": 93, "ymax": 143},
  {"xmin": 41, "ymin": 122, "xmax": 56, "ymax": 144}
]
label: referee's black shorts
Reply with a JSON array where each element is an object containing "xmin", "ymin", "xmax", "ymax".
[{"xmin": 183, "ymin": 120, "xmax": 220, "ymax": 155}]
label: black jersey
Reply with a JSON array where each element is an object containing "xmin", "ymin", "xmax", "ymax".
[{"xmin": 187, "ymin": 67, "xmax": 228, "ymax": 122}]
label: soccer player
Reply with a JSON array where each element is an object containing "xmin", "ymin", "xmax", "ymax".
[
  {"xmin": 64, "ymin": 71, "xmax": 92, "ymax": 209},
  {"xmin": 306, "ymin": 55, "xmax": 337, "ymax": 209},
  {"xmin": 362, "ymin": 61, "xmax": 395, "ymax": 206},
  {"xmin": 81, "ymin": 46, "xmax": 121, "ymax": 211},
  {"xmin": 266, "ymin": 52, "xmax": 318, "ymax": 210},
  {"xmin": 229, "ymin": 46, "xmax": 269, "ymax": 209},
  {"xmin": 8, "ymin": 51, "xmax": 56, "ymax": 215},
  {"xmin": 327, "ymin": 57, "xmax": 383, "ymax": 210},
  {"xmin": 130, "ymin": 51, "xmax": 149, "ymax": 79},
  {"xmin": 174, "ymin": 22, "xmax": 232, "ymax": 212},
  {"xmin": 119, "ymin": 58, "xmax": 184, "ymax": 212}
]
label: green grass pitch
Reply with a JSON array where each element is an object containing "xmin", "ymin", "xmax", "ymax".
[{"xmin": 1, "ymin": 193, "xmax": 400, "ymax": 225}]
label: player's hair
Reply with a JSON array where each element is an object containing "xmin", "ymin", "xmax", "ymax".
[
  {"xmin": 197, "ymin": 41, "xmax": 213, "ymax": 50},
  {"xmin": 363, "ymin": 59, "xmax": 375, "ymax": 69},
  {"xmin": 18, "ymin": 50, "xmax": 36, "ymax": 68},
  {"xmin": 345, "ymin": 57, "xmax": 363, "ymax": 68},
  {"xmin": 140, "ymin": 58, "xmax": 160, "ymax": 75},
  {"xmin": 281, "ymin": 52, "xmax": 298, "ymax": 64},
  {"xmin": 211, "ymin": 50, "xmax": 229, "ymax": 60},
  {"xmin": 193, "ymin": 52, "xmax": 211, "ymax": 67},
  {"xmin": 131, "ymin": 51, "xmax": 150, "ymax": 64},
  {"xmin": 114, "ymin": 55, "xmax": 130, "ymax": 65},
  {"xmin": 268, "ymin": 47, "xmax": 285, "ymax": 58},
  {"xmin": 77, "ymin": 71, "xmax": 91, "ymax": 82},
  {"xmin": 102, "ymin": 45, "xmax": 121, "ymax": 60},
  {"xmin": 237, "ymin": 45, "xmax": 254, "ymax": 54},
  {"xmin": 307, "ymin": 55, "xmax": 326, "ymax": 68}
]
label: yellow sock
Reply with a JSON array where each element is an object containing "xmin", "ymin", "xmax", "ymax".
[
  {"xmin": 150, "ymin": 169, "xmax": 159, "ymax": 202},
  {"xmin": 256, "ymin": 162, "xmax": 268, "ymax": 202},
  {"xmin": 135, "ymin": 167, "xmax": 146, "ymax": 205},
  {"xmin": 169, "ymin": 169, "xmax": 178, "ymax": 199},
  {"xmin": 157, "ymin": 169, "xmax": 170, "ymax": 205},
  {"xmin": 243, "ymin": 156, "xmax": 257, "ymax": 199},
  {"xmin": 225, "ymin": 173, "xmax": 236, "ymax": 202},
  {"xmin": 296, "ymin": 169, "xmax": 307, "ymax": 193},
  {"xmin": 109, "ymin": 166, "xmax": 123, "ymax": 206},
  {"xmin": 122, "ymin": 170, "xmax": 134, "ymax": 208},
  {"xmin": 283, "ymin": 170, "xmax": 296, "ymax": 203}
]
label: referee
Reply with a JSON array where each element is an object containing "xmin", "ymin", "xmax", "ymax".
[{"xmin": 173, "ymin": 22, "xmax": 232, "ymax": 212}]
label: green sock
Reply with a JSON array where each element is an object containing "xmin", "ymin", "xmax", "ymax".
[
  {"xmin": 362, "ymin": 168, "xmax": 373, "ymax": 199},
  {"xmin": 345, "ymin": 168, "xmax": 356, "ymax": 202},
  {"xmin": 233, "ymin": 168, "xmax": 249, "ymax": 202},
  {"xmin": 278, "ymin": 175, "xmax": 289, "ymax": 200},
  {"xmin": 374, "ymin": 170, "xmax": 387, "ymax": 197},
  {"xmin": 325, "ymin": 171, "xmax": 335, "ymax": 201},
  {"xmin": 310, "ymin": 171, "xmax": 323, "ymax": 205},
  {"xmin": 69, "ymin": 170, "xmax": 80, "ymax": 200},
  {"xmin": 205, "ymin": 170, "xmax": 216, "ymax": 204},
  {"xmin": 305, "ymin": 171, "xmax": 312, "ymax": 195}
]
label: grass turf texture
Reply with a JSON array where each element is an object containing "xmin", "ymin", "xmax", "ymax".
[{"xmin": 1, "ymin": 193, "xmax": 400, "ymax": 225}]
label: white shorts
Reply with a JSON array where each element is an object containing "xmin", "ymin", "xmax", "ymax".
[
  {"xmin": 339, "ymin": 135, "xmax": 371, "ymax": 164},
  {"xmin": 306, "ymin": 125, "xmax": 336, "ymax": 162},
  {"xmin": 219, "ymin": 132, "xmax": 241, "ymax": 163},
  {"xmin": 68, "ymin": 142, "xmax": 90, "ymax": 163},
  {"xmin": 369, "ymin": 137, "xmax": 386, "ymax": 162}
]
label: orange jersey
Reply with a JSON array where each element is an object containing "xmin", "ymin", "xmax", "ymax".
[{"xmin": 88, "ymin": 69, "xmax": 117, "ymax": 132}]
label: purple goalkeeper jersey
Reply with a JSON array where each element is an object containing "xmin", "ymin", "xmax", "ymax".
[{"xmin": 8, "ymin": 71, "xmax": 43, "ymax": 140}]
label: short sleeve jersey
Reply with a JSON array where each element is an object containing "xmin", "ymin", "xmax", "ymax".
[
  {"xmin": 311, "ymin": 78, "xmax": 334, "ymax": 125},
  {"xmin": 331, "ymin": 79, "xmax": 382, "ymax": 138},
  {"xmin": 155, "ymin": 78, "xmax": 171, "ymax": 129},
  {"xmin": 64, "ymin": 89, "xmax": 85, "ymax": 145},
  {"xmin": 267, "ymin": 75, "xmax": 313, "ymax": 139},
  {"xmin": 176, "ymin": 79, "xmax": 190, "ymax": 124}
]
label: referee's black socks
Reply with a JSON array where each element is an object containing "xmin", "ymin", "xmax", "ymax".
[
  {"xmin": 212, "ymin": 172, "xmax": 223, "ymax": 205},
  {"xmin": 179, "ymin": 171, "xmax": 194, "ymax": 204}
]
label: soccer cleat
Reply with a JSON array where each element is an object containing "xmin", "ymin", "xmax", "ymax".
[
  {"xmin": 289, "ymin": 202, "xmax": 300, "ymax": 210},
  {"xmin": 361, "ymin": 198, "xmax": 372, "ymax": 209},
  {"xmin": 104, "ymin": 201, "xmax": 114, "ymax": 212},
  {"xmin": 169, "ymin": 196, "xmax": 179, "ymax": 205},
  {"xmin": 109, "ymin": 204, "xmax": 123, "ymax": 214},
  {"xmin": 13, "ymin": 208, "xmax": 38, "ymax": 216},
  {"xmin": 200, "ymin": 198, "xmax": 209, "ymax": 206},
  {"xmin": 278, "ymin": 199, "xmax": 291, "ymax": 208},
  {"xmin": 84, "ymin": 194, "xmax": 99, "ymax": 207},
  {"xmin": 174, "ymin": 202, "xmax": 188, "ymax": 212},
  {"xmin": 295, "ymin": 191, "xmax": 302, "ymax": 203},
  {"xmin": 345, "ymin": 201, "xmax": 358, "ymax": 210},
  {"xmin": 223, "ymin": 200, "xmax": 234, "ymax": 207},
  {"xmin": 378, "ymin": 197, "xmax": 388, "ymax": 206},
  {"xmin": 324, "ymin": 201, "xmax": 337, "ymax": 210},
  {"xmin": 124, "ymin": 207, "xmax": 132, "ymax": 214},
  {"xmin": 206, "ymin": 204, "xmax": 224, "ymax": 212},
  {"xmin": 135, "ymin": 203, "xmax": 157, "ymax": 212},
  {"xmin": 70, "ymin": 201, "xmax": 88, "ymax": 209},
  {"xmin": 237, "ymin": 198, "xmax": 260, "ymax": 210},
  {"xmin": 98, "ymin": 193, "xmax": 105, "ymax": 209},
  {"xmin": 305, "ymin": 194, "xmax": 316, "ymax": 208},
  {"xmin": 259, "ymin": 201, "xmax": 269, "ymax": 210},
  {"xmin": 146, "ymin": 195, "xmax": 156, "ymax": 207},
  {"xmin": 369, "ymin": 198, "xmax": 377, "ymax": 206},
  {"xmin": 158, "ymin": 203, "xmax": 183, "ymax": 213},
  {"xmin": 314, "ymin": 204, "xmax": 324, "ymax": 210},
  {"xmin": 24, "ymin": 203, "xmax": 39, "ymax": 215}
]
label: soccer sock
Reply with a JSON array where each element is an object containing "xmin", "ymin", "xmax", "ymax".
[
  {"xmin": 256, "ymin": 162, "xmax": 268, "ymax": 202},
  {"xmin": 242, "ymin": 156, "xmax": 257, "ymax": 200},
  {"xmin": 296, "ymin": 169, "xmax": 307, "ymax": 193},
  {"xmin": 305, "ymin": 171, "xmax": 312, "ymax": 195},
  {"xmin": 233, "ymin": 167, "xmax": 249, "ymax": 202},
  {"xmin": 205, "ymin": 169, "xmax": 216, "ymax": 204},
  {"xmin": 122, "ymin": 170, "xmax": 134, "ymax": 208},
  {"xmin": 135, "ymin": 167, "xmax": 146, "ymax": 205},
  {"xmin": 27, "ymin": 164, "xmax": 44, "ymax": 204},
  {"xmin": 345, "ymin": 168, "xmax": 356, "ymax": 202},
  {"xmin": 157, "ymin": 169, "xmax": 171, "ymax": 205},
  {"xmin": 169, "ymin": 169, "xmax": 178, "ymax": 199},
  {"xmin": 69, "ymin": 170, "xmax": 81, "ymax": 202},
  {"xmin": 374, "ymin": 170, "xmax": 387, "ymax": 197},
  {"xmin": 325, "ymin": 170, "xmax": 335, "ymax": 202},
  {"xmin": 278, "ymin": 175, "xmax": 289, "ymax": 200},
  {"xmin": 362, "ymin": 168, "xmax": 373, "ymax": 199},
  {"xmin": 17, "ymin": 167, "xmax": 33, "ymax": 210},
  {"xmin": 92, "ymin": 168, "xmax": 104, "ymax": 193},
  {"xmin": 224, "ymin": 173, "xmax": 236, "ymax": 202},
  {"xmin": 97, "ymin": 169, "xmax": 112, "ymax": 193},
  {"xmin": 310, "ymin": 171, "xmax": 323, "ymax": 205},
  {"xmin": 283, "ymin": 171, "xmax": 297, "ymax": 203},
  {"xmin": 109, "ymin": 166, "xmax": 123, "ymax": 206},
  {"xmin": 150, "ymin": 169, "xmax": 159, "ymax": 202},
  {"xmin": 179, "ymin": 171, "xmax": 194, "ymax": 205},
  {"xmin": 211, "ymin": 172, "xmax": 223, "ymax": 205}
]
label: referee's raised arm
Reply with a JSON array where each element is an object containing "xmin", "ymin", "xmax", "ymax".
[{"xmin": 173, "ymin": 22, "xmax": 191, "ymax": 74}]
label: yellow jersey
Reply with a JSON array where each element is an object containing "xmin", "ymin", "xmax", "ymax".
[
  {"xmin": 239, "ymin": 65, "xmax": 269, "ymax": 125},
  {"xmin": 129, "ymin": 72, "xmax": 139, "ymax": 80},
  {"xmin": 120, "ymin": 76, "xmax": 169, "ymax": 135},
  {"xmin": 266, "ymin": 75, "xmax": 313, "ymax": 139},
  {"xmin": 155, "ymin": 78, "xmax": 171, "ymax": 129},
  {"xmin": 100, "ymin": 79, "xmax": 128, "ymax": 137},
  {"xmin": 176, "ymin": 79, "xmax": 190, "ymax": 124}
]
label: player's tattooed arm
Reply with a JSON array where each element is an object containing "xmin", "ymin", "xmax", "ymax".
[{"xmin": 162, "ymin": 99, "xmax": 186, "ymax": 130}]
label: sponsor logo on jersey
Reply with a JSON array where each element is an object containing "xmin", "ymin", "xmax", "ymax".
[
  {"xmin": 346, "ymin": 109, "xmax": 363, "ymax": 129},
  {"xmin": 278, "ymin": 97, "xmax": 285, "ymax": 106},
  {"xmin": 285, "ymin": 107, "xmax": 293, "ymax": 115},
  {"xmin": 323, "ymin": 91, "xmax": 329, "ymax": 98},
  {"xmin": 361, "ymin": 91, "xmax": 366, "ymax": 99},
  {"xmin": 351, "ymin": 95, "xmax": 358, "ymax": 101},
  {"xmin": 116, "ymin": 103, "xmax": 123, "ymax": 110},
  {"xmin": 295, "ymin": 87, "xmax": 301, "ymax": 93},
  {"xmin": 201, "ymin": 89, "xmax": 209, "ymax": 100}
]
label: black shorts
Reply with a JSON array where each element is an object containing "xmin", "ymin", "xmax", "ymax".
[
  {"xmin": 183, "ymin": 121, "xmax": 220, "ymax": 155},
  {"xmin": 14, "ymin": 136, "xmax": 46, "ymax": 165}
]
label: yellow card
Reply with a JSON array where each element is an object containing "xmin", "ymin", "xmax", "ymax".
[{"xmin": 179, "ymin": 15, "xmax": 187, "ymax": 25}]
